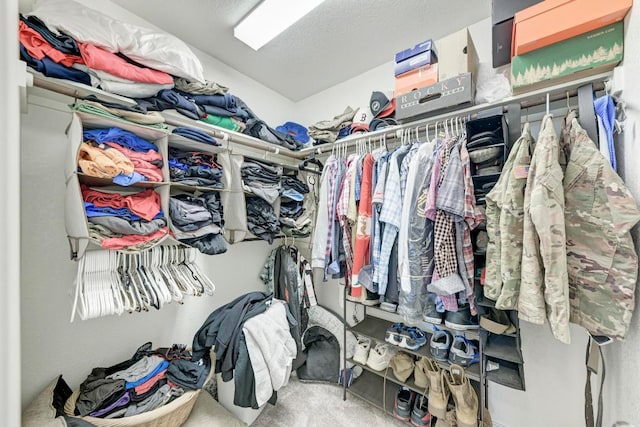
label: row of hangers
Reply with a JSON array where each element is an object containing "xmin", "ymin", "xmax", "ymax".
[
  {"xmin": 329, "ymin": 115, "xmax": 471, "ymax": 158},
  {"xmin": 71, "ymin": 245, "xmax": 215, "ymax": 321}
]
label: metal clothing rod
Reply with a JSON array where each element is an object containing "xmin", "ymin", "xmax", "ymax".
[{"xmin": 303, "ymin": 71, "xmax": 612, "ymax": 156}]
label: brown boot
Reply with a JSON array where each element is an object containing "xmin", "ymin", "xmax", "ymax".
[
  {"xmin": 445, "ymin": 364, "xmax": 478, "ymax": 427},
  {"xmin": 414, "ymin": 356, "xmax": 430, "ymax": 390},
  {"xmin": 426, "ymin": 359, "xmax": 449, "ymax": 418},
  {"xmin": 435, "ymin": 409, "xmax": 457, "ymax": 427}
]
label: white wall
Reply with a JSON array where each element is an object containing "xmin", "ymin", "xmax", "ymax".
[
  {"xmin": 18, "ymin": 0, "xmax": 295, "ymax": 410},
  {"xmin": 294, "ymin": 18, "xmax": 492, "ymax": 127}
]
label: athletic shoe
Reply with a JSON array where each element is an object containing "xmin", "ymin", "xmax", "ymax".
[
  {"xmin": 366, "ymin": 343, "xmax": 397, "ymax": 371},
  {"xmin": 393, "ymin": 387, "xmax": 416, "ymax": 421},
  {"xmin": 430, "ymin": 327, "xmax": 452, "ymax": 361},
  {"xmin": 385, "ymin": 323, "xmax": 404, "ymax": 346},
  {"xmin": 448, "ymin": 335, "xmax": 480, "ymax": 367},
  {"xmin": 411, "ymin": 393, "xmax": 432, "ymax": 427},
  {"xmin": 444, "ymin": 304, "xmax": 479, "ymax": 331},
  {"xmin": 422, "ymin": 293, "xmax": 444, "ymax": 325},
  {"xmin": 399, "ymin": 326, "xmax": 427, "ymax": 350},
  {"xmin": 353, "ymin": 337, "xmax": 371, "ymax": 365}
]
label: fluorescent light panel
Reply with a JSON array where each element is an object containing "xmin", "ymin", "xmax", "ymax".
[{"xmin": 234, "ymin": 0, "xmax": 325, "ymax": 50}]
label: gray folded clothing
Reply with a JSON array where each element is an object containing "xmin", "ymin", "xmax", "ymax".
[{"xmin": 88, "ymin": 216, "xmax": 167, "ymax": 236}]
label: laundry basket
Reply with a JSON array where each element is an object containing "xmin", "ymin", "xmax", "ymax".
[{"xmin": 63, "ymin": 387, "xmax": 200, "ymax": 427}]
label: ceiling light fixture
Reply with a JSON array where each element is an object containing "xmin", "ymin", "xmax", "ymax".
[{"xmin": 234, "ymin": 0, "xmax": 326, "ymax": 51}]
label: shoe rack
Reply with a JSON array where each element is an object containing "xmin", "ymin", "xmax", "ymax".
[{"xmin": 343, "ymin": 293, "xmax": 483, "ymax": 426}]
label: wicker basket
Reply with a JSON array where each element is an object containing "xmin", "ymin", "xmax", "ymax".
[{"xmin": 64, "ymin": 387, "xmax": 200, "ymax": 427}]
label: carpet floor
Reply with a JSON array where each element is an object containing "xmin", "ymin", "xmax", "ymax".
[{"xmin": 251, "ymin": 376, "xmax": 407, "ymax": 427}]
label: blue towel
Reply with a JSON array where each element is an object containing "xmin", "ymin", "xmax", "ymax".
[{"xmin": 172, "ymin": 127, "xmax": 219, "ymax": 146}]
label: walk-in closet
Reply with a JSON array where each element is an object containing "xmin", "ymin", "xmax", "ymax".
[{"xmin": 3, "ymin": 1, "xmax": 640, "ymax": 427}]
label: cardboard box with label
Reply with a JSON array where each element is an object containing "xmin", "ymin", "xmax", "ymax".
[
  {"xmin": 511, "ymin": 21, "xmax": 624, "ymax": 93},
  {"xmin": 512, "ymin": 0, "xmax": 631, "ymax": 56},
  {"xmin": 395, "ymin": 72, "xmax": 474, "ymax": 122}
]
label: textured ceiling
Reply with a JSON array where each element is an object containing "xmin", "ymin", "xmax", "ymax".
[{"xmin": 110, "ymin": 0, "xmax": 490, "ymax": 101}]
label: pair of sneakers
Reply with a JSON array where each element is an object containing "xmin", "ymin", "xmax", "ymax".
[
  {"xmin": 385, "ymin": 323, "xmax": 427, "ymax": 350},
  {"xmin": 393, "ymin": 387, "xmax": 432, "ymax": 426},
  {"xmin": 430, "ymin": 327, "xmax": 479, "ymax": 367},
  {"xmin": 422, "ymin": 294, "xmax": 480, "ymax": 331},
  {"xmin": 353, "ymin": 337, "xmax": 398, "ymax": 371}
]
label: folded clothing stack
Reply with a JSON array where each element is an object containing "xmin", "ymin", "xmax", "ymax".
[
  {"xmin": 72, "ymin": 96, "xmax": 167, "ymax": 130},
  {"xmin": 171, "ymin": 126, "xmax": 219, "ymax": 146},
  {"xmin": 169, "ymin": 192, "xmax": 226, "ymax": 255},
  {"xmin": 74, "ymin": 342, "xmax": 209, "ymax": 419},
  {"xmin": 308, "ymin": 106, "xmax": 356, "ymax": 144},
  {"xmin": 246, "ymin": 196, "xmax": 281, "ymax": 244},
  {"xmin": 168, "ymin": 148, "xmax": 223, "ymax": 189},
  {"xmin": 82, "ymin": 185, "xmax": 168, "ymax": 250},
  {"xmin": 279, "ymin": 175, "xmax": 311, "ymax": 237},
  {"xmin": 80, "ymin": 127, "xmax": 164, "ymax": 185},
  {"xmin": 241, "ymin": 158, "xmax": 283, "ymax": 205}
]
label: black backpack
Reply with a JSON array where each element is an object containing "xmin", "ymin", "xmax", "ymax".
[{"xmin": 296, "ymin": 326, "xmax": 340, "ymax": 383}]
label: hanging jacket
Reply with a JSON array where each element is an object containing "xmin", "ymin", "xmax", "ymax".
[
  {"xmin": 518, "ymin": 115, "xmax": 571, "ymax": 344},
  {"xmin": 484, "ymin": 124, "xmax": 534, "ymax": 309},
  {"xmin": 561, "ymin": 117, "xmax": 640, "ymax": 340}
]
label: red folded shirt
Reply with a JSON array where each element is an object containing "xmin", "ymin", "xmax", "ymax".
[
  {"xmin": 81, "ymin": 185, "xmax": 161, "ymax": 221},
  {"xmin": 79, "ymin": 42, "xmax": 174, "ymax": 85},
  {"xmin": 101, "ymin": 227, "xmax": 168, "ymax": 250},
  {"xmin": 19, "ymin": 21, "xmax": 83, "ymax": 67}
]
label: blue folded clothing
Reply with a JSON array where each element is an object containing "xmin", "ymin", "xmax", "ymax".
[
  {"xmin": 20, "ymin": 44, "xmax": 90, "ymax": 86},
  {"xmin": 83, "ymin": 127, "xmax": 158, "ymax": 152},
  {"xmin": 84, "ymin": 202, "xmax": 164, "ymax": 221},
  {"xmin": 172, "ymin": 127, "xmax": 220, "ymax": 146}
]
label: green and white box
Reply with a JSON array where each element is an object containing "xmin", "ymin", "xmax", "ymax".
[{"xmin": 511, "ymin": 21, "xmax": 623, "ymax": 93}]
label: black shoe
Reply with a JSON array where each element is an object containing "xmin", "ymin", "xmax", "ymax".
[
  {"xmin": 422, "ymin": 292, "xmax": 444, "ymax": 325},
  {"xmin": 362, "ymin": 288, "xmax": 381, "ymax": 306},
  {"xmin": 444, "ymin": 304, "xmax": 479, "ymax": 330},
  {"xmin": 393, "ymin": 387, "xmax": 416, "ymax": 421}
]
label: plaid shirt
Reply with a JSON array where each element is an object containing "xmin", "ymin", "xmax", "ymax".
[
  {"xmin": 459, "ymin": 138, "xmax": 483, "ymax": 314},
  {"xmin": 376, "ymin": 146, "xmax": 410, "ymax": 293},
  {"xmin": 433, "ymin": 137, "xmax": 464, "ymax": 286},
  {"xmin": 400, "ymin": 144, "xmax": 420, "ymax": 198}
]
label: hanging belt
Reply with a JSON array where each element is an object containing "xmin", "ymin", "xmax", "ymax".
[{"xmin": 585, "ymin": 336, "xmax": 607, "ymax": 427}]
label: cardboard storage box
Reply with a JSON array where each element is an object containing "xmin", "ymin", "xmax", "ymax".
[
  {"xmin": 394, "ymin": 64, "xmax": 439, "ymax": 97},
  {"xmin": 511, "ymin": 21, "xmax": 623, "ymax": 93},
  {"xmin": 395, "ymin": 72, "xmax": 474, "ymax": 122},
  {"xmin": 491, "ymin": 0, "xmax": 543, "ymax": 67},
  {"xmin": 394, "ymin": 39, "xmax": 438, "ymax": 76},
  {"xmin": 435, "ymin": 28, "xmax": 479, "ymax": 83},
  {"xmin": 512, "ymin": 0, "xmax": 631, "ymax": 56}
]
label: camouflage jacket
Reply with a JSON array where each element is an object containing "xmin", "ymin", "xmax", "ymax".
[
  {"xmin": 562, "ymin": 118, "xmax": 640, "ymax": 340},
  {"xmin": 484, "ymin": 124, "xmax": 534, "ymax": 309},
  {"xmin": 518, "ymin": 115, "xmax": 571, "ymax": 344}
]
